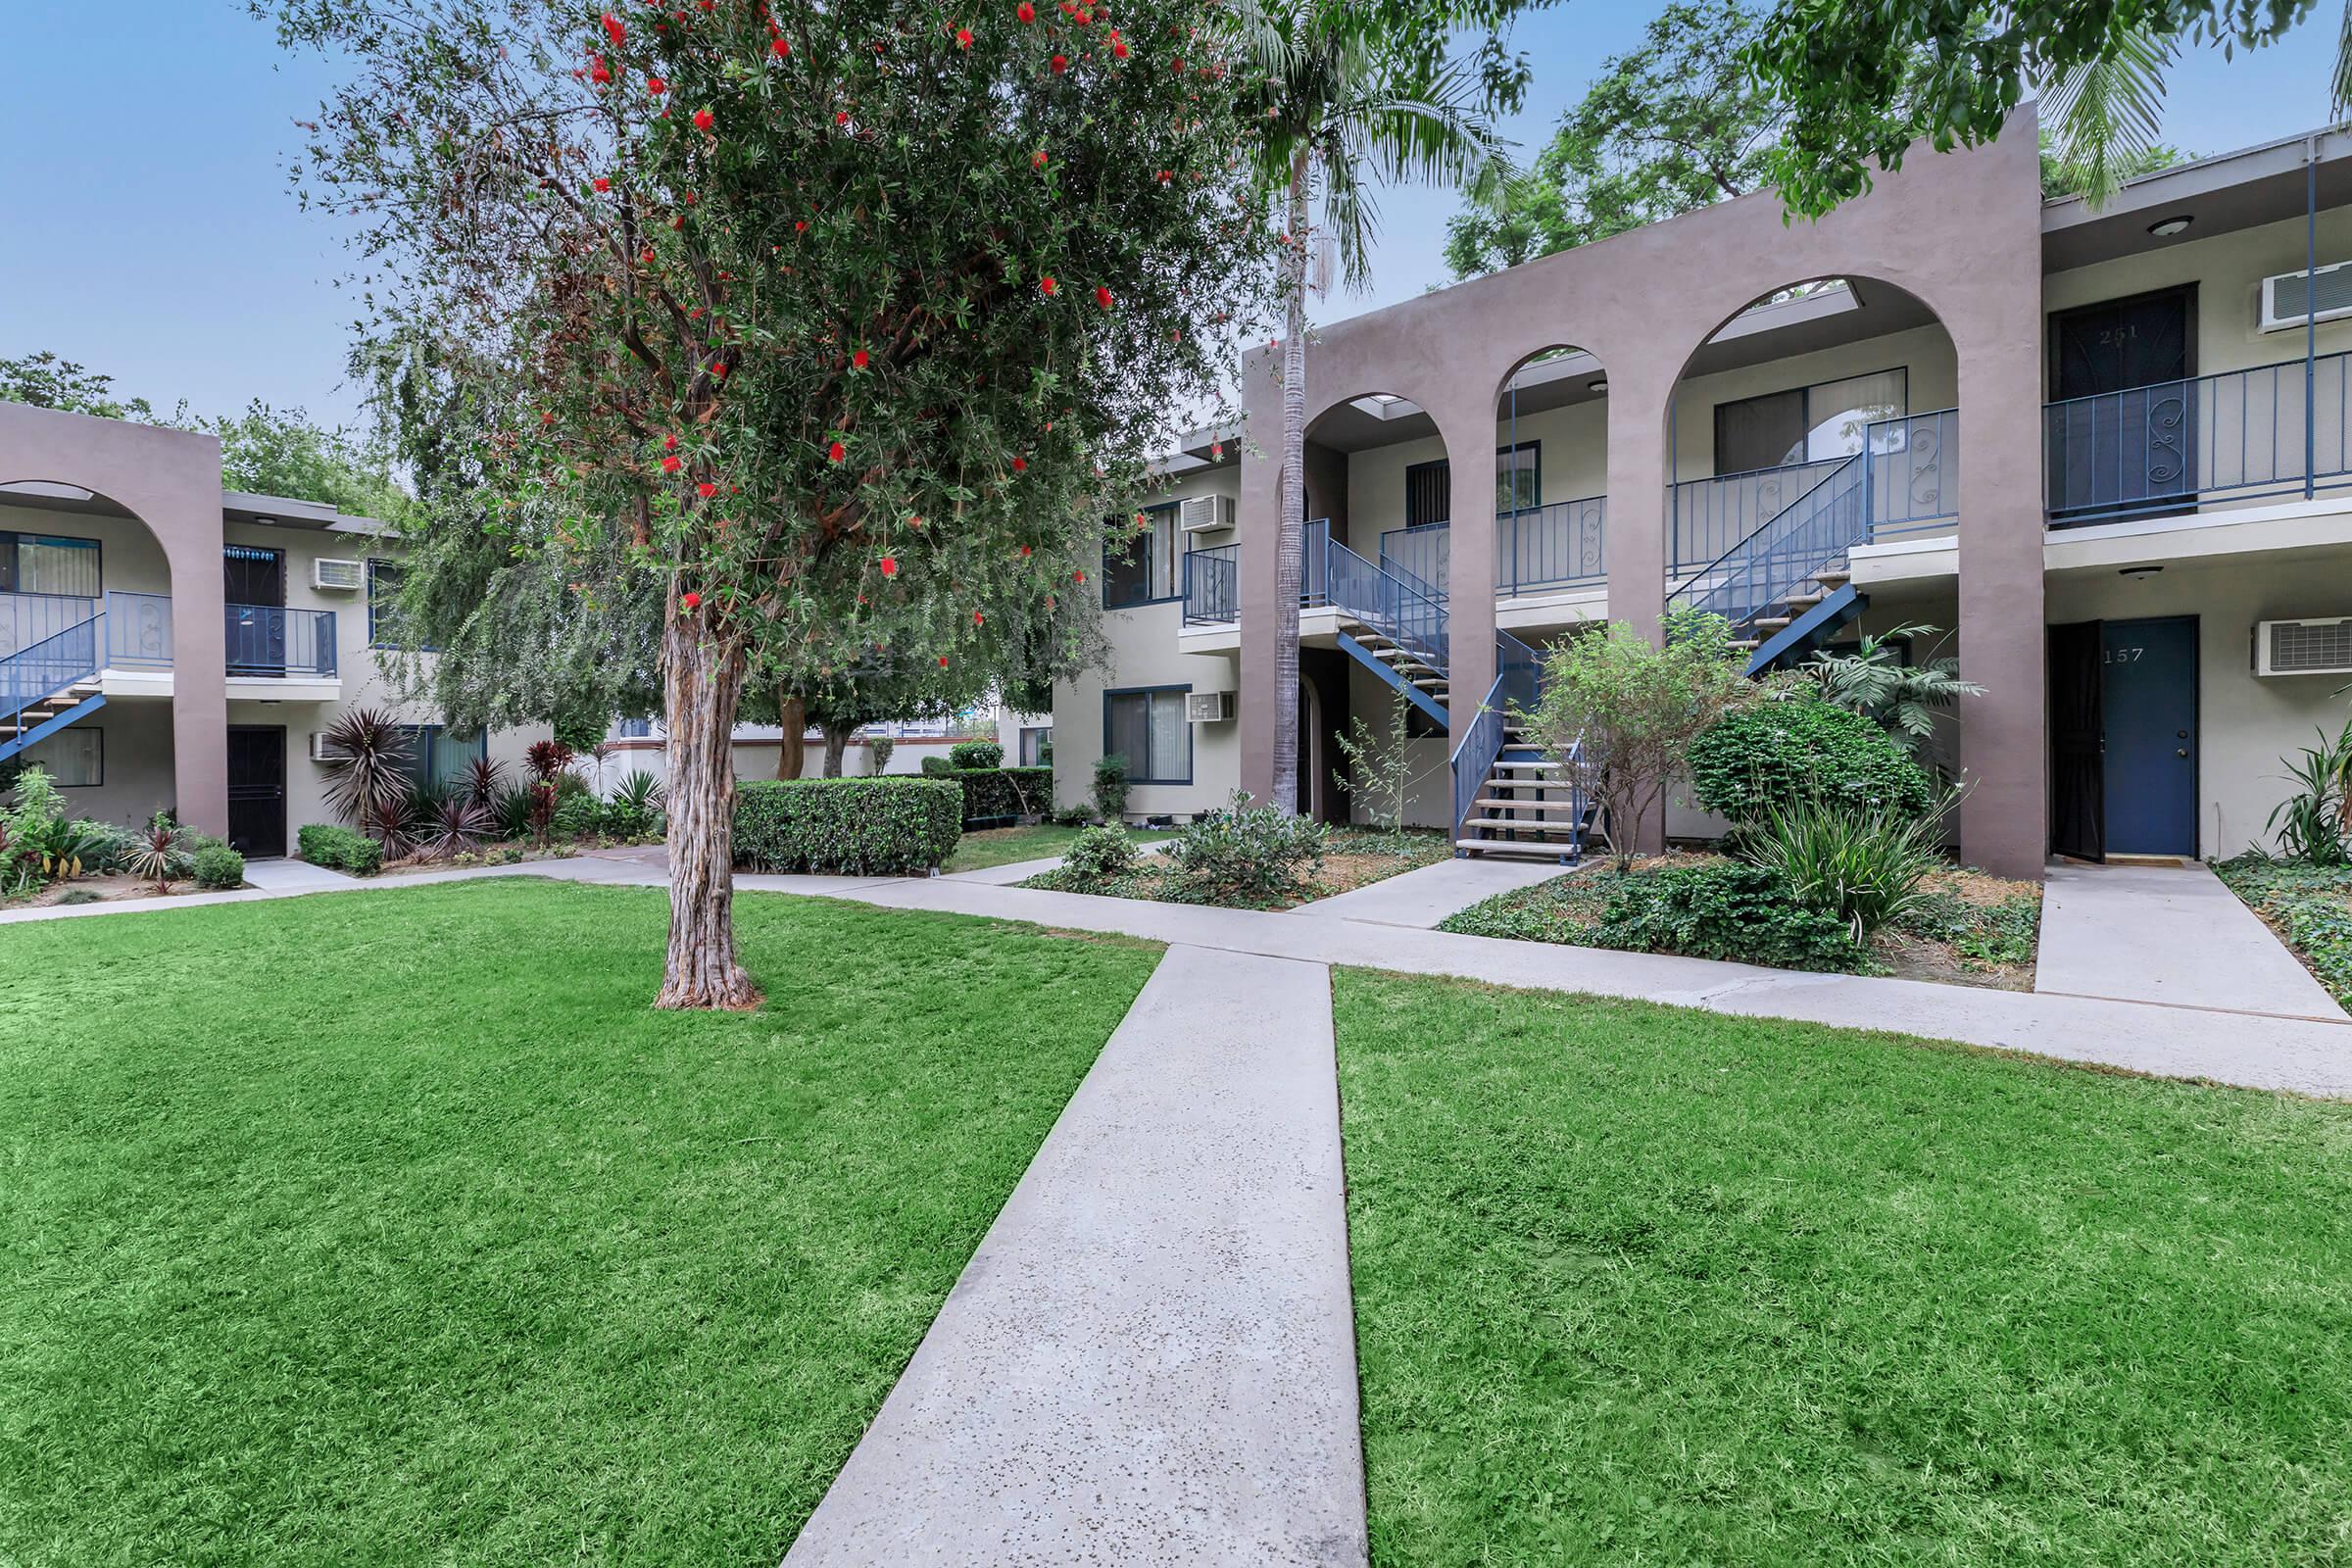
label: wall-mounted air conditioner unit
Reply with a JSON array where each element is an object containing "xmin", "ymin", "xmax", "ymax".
[
  {"xmin": 2255, "ymin": 616, "xmax": 2352, "ymax": 676},
  {"xmin": 2259, "ymin": 262, "xmax": 2352, "ymax": 333},
  {"xmin": 313, "ymin": 557, "xmax": 367, "ymax": 591},
  {"xmin": 1186, "ymin": 690, "xmax": 1236, "ymax": 722},
  {"xmin": 307, "ymin": 731, "xmax": 348, "ymax": 761},
  {"xmin": 1179, "ymin": 494, "xmax": 1237, "ymax": 533}
]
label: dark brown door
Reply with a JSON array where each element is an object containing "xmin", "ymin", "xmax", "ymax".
[
  {"xmin": 2048, "ymin": 620, "xmax": 2104, "ymax": 862},
  {"xmin": 226, "ymin": 725, "xmax": 287, "ymax": 858}
]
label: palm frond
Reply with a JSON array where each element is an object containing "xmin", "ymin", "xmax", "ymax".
[
  {"xmin": 2334, "ymin": 0, "xmax": 2352, "ymax": 120},
  {"xmin": 2041, "ymin": 23, "xmax": 2174, "ymax": 209}
]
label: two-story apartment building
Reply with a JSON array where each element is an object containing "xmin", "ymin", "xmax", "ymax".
[
  {"xmin": 0, "ymin": 405, "xmax": 543, "ymax": 855},
  {"xmin": 1054, "ymin": 112, "xmax": 2352, "ymax": 880}
]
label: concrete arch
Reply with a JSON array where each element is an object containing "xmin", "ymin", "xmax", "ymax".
[{"xmin": 0, "ymin": 404, "xmax": 229, "ymax": 833}]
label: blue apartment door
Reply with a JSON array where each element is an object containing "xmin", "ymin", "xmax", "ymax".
[{"xmin": 2101, "ymin": 616, "xmax": 2198, "ymax": 857}]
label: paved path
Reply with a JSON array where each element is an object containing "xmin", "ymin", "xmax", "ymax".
[
  {"xmin": 1288, "ymin": 854, "xmax": 1573, "ymax": 928},
  {"xmin": 10, "ymin": 850, "xmax": 2351, "ymax": 1096},
  {"xmin": 239, "ymin": 858, "xmax": 365, "ymax": 893},
  {"xmin": 784, "ymin": 946, "xmax": 1366, "ymax": 1567},
  {"xmin": 2037, "ymin": 861, "xmax": 2349, "ymax": 1021}
]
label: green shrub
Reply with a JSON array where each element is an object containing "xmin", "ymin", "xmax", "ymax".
[
  {"xmin": 868, "ymin": 736, "xmax": 896, "ymax": 773},
  {"xmin": 733, "ymin": 777, "xmax": 961, "ymax": 874},
  {"xmin": 56, "ymin": 888, "xmax": 103, "ymax": 906},
  {"xmin": 1163, "ymin": 791, "xmax": 1326, "ymax": 905},
  {"xmin": 919, "ymin": 755, "xmax": 955, "ymax": 777},
  {"xmin": 1092, "ymin": 755, "xmax": 1129, "ymax": 820},
  {"xmin": 551, "ymin": 790, "xmax": 604, "ymax": 841},
  {"xmin": 949, "ymin": 739, "xmax": 1004, "ymax": 769},
  {"xmin": 942, "ymin": 766, "xmax": 1053, "ymax": 827},
  {"xmin": 298, "ymin": 823, "xmax": 385, "ymax": 875},
  {"xmin": 1740, "ymin": 795, "xmax": 1947, "ymax": 941},
  {"xmin": 1062, "ymin": 823, "xmax": 1142, "ymax": 885},
  {"xmin": 1592, "ymin": 860, "xmax": 1863, "ymax": 971},
  {"xmin": 602, "ymin": 769, "xmax": 665, "ymax": 840},
  {"xmin": 191, "ymin": 843, "xmax": 246, "ymax": 890},
  {"xmin": 1053, "ymin": 804, "xmax": 1097, "ymax": 827},
  {"xmin": 1688, "ymin": 698, "xmax": 1936, "ymax": 825}
]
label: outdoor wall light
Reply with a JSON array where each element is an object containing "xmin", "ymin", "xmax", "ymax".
[{"xmin": 2146, "ymin": 215, "xmax": 2193, "ymax": 237}]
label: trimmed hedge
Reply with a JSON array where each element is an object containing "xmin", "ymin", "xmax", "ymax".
[
  {"xmin": 191, "ymin": 843, "xmax": 246, "ymax": 890},
  {"xmin": 943, "ymin": 765, "xmax": 1053, "ymax": 827},
  {"xmin": 733, "ymin": 777, "xmax": 961, "ymax": 874},
  {"xmin": 298, "ymin": 823, "xmax": 384, "ymax": 875},
  {"xmin": 1687, "ymin": 698, "xmax": 1936, "ymax": 824},
  {"xmin": 948, "ymin": 739, "xmax": 1004, "ymax": 769}
]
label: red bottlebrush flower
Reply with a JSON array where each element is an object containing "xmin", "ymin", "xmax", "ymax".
[
  {"xmin": 669, "ymin": 214, "xmax": 685, "ymax": 229},
  {"xmin": 770, "ymin": 35, "xmax": 791, "ymax": 57},
  {"xmin": 1012, "ymin": 456, "xmax": 1028, "ymax": 471},
  {"xmin": 1020, "ymin": 544, "xmax": 1033, "ymax": 557},
  {"xmin": 794, "ymin": 220, "xmax": 808, "ymax": 232},
  {"xmin": 828, "ymin": 439, "xmax": 847, "ymax": 464},
  {"xmin": 1039, "ymin": 275, "xmax": 1056, "ymax": 296},
  {"xmin": 712, "ymin": 363, "xmax": 728, "ymax": 377},
  {"xmin": 1032, "ymin": 148, "xmax": 1049, "ymax": 169},
  {"xmin": 879, "ymin": 556, "xmax": 898, "ymax": 576},
  {"xmin": 661, "ymin": 454, "xmax": 682, "ymax": 472},
  {"xmin": 1210, "ymin": 442, "xmax": 1223, "ymax": 460},
  {"xmin": 647, "ymin": 75, "xmax": 666, "ymax": 95},
  {"xmin": 593, "ymin": 175, "xmax": 611, "ymax": 193},
  {"xmin": 1073, "ymin": 568, "xmax": 1085, "ymax": 584},
  {"xmin": 1016, "ymin": 1, "xmax": 1035, "ymax": 19},
  {"xmin": 1112, "ymin": 38, "xmax": 1128, "ymax": 57},
  {"xmin": 664, "ymin": 432, "xmax": 679, "ymax": 450},
  {"xmin": 589, "ymin": 54, "xmax": 612, "ymax": 84},
  {"xmin": 835, "ymin": 109, "xmax": 850, "ymax": 126},
  {"xmin": 680, "ymin": 591, "xmax": 701, "ymax": 610},
  {"xmin": 601, "ymin": 12, "xmax": 625, "ymax": 46},
  {"xmin": 640, "ymin": 247, "xmax": 655, "ymax": 264},
  {"xmin": 697, "ymin": 481, "xmax": 718, "ymax": 499},
  {"xmin": 1094, "ymin": 285, "xmax": 1113, "ymax": 310},
  {"xmin": 692, "ymin": 107, "xmax": 713, "ymax": 130},
  {"xmin": 1172, "ymin": 55, "xmax": 1183, "ymax": 72},
  {"xmin": 973, "ymin": 610, "xmax": 985, "ymax": 625},
  {"xmin": 909, "ymin": 514, "xmax": 925, "ymax": 529},
  {"xmin": 1155, "ymin": 169, "xmax": 1172, "ymax": 182},
  {"xmin": 852, "ymin": 348, "xmax": 870, "ymax": 369},
  {"xmin": 1050, "ymin": 53, "xmax": 1066, "ymax": 72},
  {"xmin": 938, "ymin": 655, "xmax": 950, "ymax": 667},
  {"xmin": 539, "ymin": 410, "xmax": 555, "ymax": 425},
  {"xmin": 955, "ymin": 25, "xmax": 973, "ymax": 46}
]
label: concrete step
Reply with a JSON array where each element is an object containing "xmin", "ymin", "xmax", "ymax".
[
  {"xmin": 1812, "ymin": 568, "xmax": 1851, "ymax": 588},
  {"xmin": 1455, "ymin": 837, "xmax": 1579, "ymax": 859},
  {"xmin": 1472, "ymin": 798, "xmax": 1580, "ymax": 811},
  {"xmin": 1460, "ymin": 816, "xmax": 1581, "ymax": 834}
]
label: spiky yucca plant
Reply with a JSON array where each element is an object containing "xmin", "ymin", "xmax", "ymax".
[{"xmin": 319, "ymin": 707, "xmax": 416, "ymax": 852}]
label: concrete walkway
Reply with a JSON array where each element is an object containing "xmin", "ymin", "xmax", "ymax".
[
  {"xmin": 239, "ymin": 858, "xmax": 365, "ymax": 893},
  {"xmin": 784, "ymin": 946, "xmax": 1366, "ymax": 1567},
  {"xmin": 1289, "ymin": 854, "xmax": 1573, "ymax": 928},
  {"xmin": 2037, "ymin": 861, "xmax": 2349, "ymax": 1022}
]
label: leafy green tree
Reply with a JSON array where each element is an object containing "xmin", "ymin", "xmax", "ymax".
[
  {"xmin": 1445, "ymin": 2, "xmax": 1778, "ymax": 278},
  {"xmin": 1747, "ymin": 0, "xmax": 2346, "ymax": 218},
  {"xmin": 1241, "ymin": 0, "xmax": 1533, "ymax": 814},
  {"xmin": 0, "ymin": 352, "xmax": 157, "ymax": 422},
  {"xmin": 1332, "ymin": 681, "xmax": 1420, "ymax": 852},
  {"xmin": 270, "ymin": 0, "xmax": 1274, "ymax": 1006},
  {"xmin": 2039, "ymin": 131, "xmax": 2192, "ymax": 196},
  {"xmin": 182, "ymin": 400, "xmax": 414, "ymax": 523}
]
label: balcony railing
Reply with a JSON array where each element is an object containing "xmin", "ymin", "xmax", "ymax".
[
  {"xmin": 1380, "ymin": 495, "xmax": 1608, "ymax": 601},
  {"xmin": 2044, "ymin": 351, "xmax": 2352, "ymax": 525},
  {"xmin": 1670, "ymin": 456, "xmax": 1849, "ymax": 574},
  {"xmin": 1182, "ymin": 544, "xmax": 1238, "ymax": 625},
  {"xmin": 103, "ymin": 590, "xmax": 339, "ymax": 678},
  {"xmin": 0, "ymin": 591, "xmax": 99, "ymax": 659}
]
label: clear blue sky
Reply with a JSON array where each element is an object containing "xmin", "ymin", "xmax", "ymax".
[{"xmin": 0, "ymin": 3, "xmax": 2340, "ymax": 432}]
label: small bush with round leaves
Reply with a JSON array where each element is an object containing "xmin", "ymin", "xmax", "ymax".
[
  {"xmin": 949, "ymin": 739, "xmax": 1004, "ymax": 770},
  {"xmin": 191, "ymin": 843, "xmax": 247, "ymax": 890},
  {"xmin": 1687, "ymin": 697, "xmax": 1936, "ymax": 826},
  {"xmin": 1062, "ymin": 824, "xmax": 1143, "ymax": 886}
]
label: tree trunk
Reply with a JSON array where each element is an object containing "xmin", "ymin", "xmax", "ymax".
[
  {"xmin": 657, "ymin": 614, "xmax": 760, "ymax": 1010},
  {"xmin": 775, "ymin": 693, "xmax": 806, "ymax": 779},
  {"xmin": 1270, "ymin": 151, "xmax": 1310, "ymax": 815},
  {"xmin": 821, "ymin": 723, "xmax": 852, "ymax": 777}
]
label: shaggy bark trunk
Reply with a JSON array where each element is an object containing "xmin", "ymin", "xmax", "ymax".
[
  {"xmin": 774, "ymin": 693, "xmax": 806, "ymax": 780},
  {"xmin": 1270, "ymin": 150, "xmax": 1310, "ymax": 815},
  {"xmin": 657, "ymin": 615, "xmax": 760, "ymax": 1010},
  {"xmin": 821, "ymin": 724, "xmax": 852, "ymax": 778}
]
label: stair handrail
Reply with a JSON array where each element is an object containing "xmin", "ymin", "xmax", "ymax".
[
  {"xmin": 1448, "ymin": 629, "xmax": 1544, "ymax": 839},
  {"xmin": 0, "ymin": 608, "xmax": 104, "ymax": 735},
  {"xmin": 1668, "ymin": 451, "xmax": 1869, "ymax": 630},
  {"xmin": 1322, "ymin": 531, "xmax": 1449, "ymax": 676}
]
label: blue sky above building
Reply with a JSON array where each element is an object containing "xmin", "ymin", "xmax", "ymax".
[{"xmin": 0, "ymin": 3, "xmax": 2339, "ymax": 435}]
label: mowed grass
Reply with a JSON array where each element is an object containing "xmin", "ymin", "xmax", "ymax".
[
  {"xmin": 0, "ymin": 881, "xmax": 1160, "ymax": 1567},
  {"xmin": 1334, "ymin": 969, "xmax": 2352, "ymax": 1567}
]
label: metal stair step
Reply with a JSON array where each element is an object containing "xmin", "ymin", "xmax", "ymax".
[
  {"xmin": 1460, "ymin": 816, "xmax": 1581, "ymax": 834},
  {"xmin": 1473, "ymin": 798, "xmax": 1581, "ymax": 811},
  {"xmin": 1455, "ymin": 838, "xmax": 1579, "ymax": 859}
]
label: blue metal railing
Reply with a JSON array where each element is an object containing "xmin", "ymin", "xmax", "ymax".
[
  {"xmin": 1381, "ymin": 495, "xmax": 1608, "ymax": 601},
  {"xmin": 99, "ymin": 591, "xmax": 337, "ymax": 678},
  {"xmin": 1448, "ymin": 629, "xmax": 1543, "ymax": 836},
  {"xmin": 1301, "ymin": 518, "xmax": 1330, "ymax": 606},
  {"xmin": 106, "ymin": 591, "xmax": 173, "ymax": 669},
  {"xmin": 1324, "ymin": 530, "xmax": 1447, "ymax": 676},
  {"xmin": 1, "ymin": 611, "xmax": 102, "ymax": 739},
  {"xmin": 1668, "ymin": 453, "xmax": 1869, "ymax": 628},
  {"xmin": 1182, "ymin": 544, "xmax": 1238, "ymax": 625},
  {"xmin": 2044, "ymin": 351, "xmax": 2351, "ymax": 524},
  {"xmin": 0, "ymin": 591, "xmax": 99, "ymax": 659},
  {"xmin": 1864, "ymin": 409, "xmax": 1961, "ymax": 538},
  {"xmin": 1671, "ymin": 456, "xmax": 1849, "ymax": 574}
]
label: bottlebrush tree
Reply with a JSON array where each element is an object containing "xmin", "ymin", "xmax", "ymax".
[{"xmin": 269, "ymin": 0, "xmax": 1275, "ymax": 1007}]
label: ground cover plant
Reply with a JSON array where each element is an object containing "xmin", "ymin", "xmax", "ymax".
[
  {"xmin": 2219, "ymin": 855, "xmax": 2352, "ymax": 1009},
  {"xmin": 1334, "ymin": 967, "xmax": 2352, "ymax": 1565},
  {"xmin": 1023, "ymin": 808, "xmax": 1450, "ymax": 910},
  {"xmin": 0, "ymin": 881, "xmax": 1158, "ymax": 1566},
  {"xmin": 942, "ymin": 822, "xmax": 1172, "ymax": 875},
  {"xmin": 1439, "ymin": 853, "xmax": 2041, "ymax": 987}
]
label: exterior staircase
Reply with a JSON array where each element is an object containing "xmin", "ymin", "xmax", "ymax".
[
  {"xmin": 1319, "ymin": 527, "xmax": 1453, "ymax": 730},
  {"xmin": 1, "ymin": 611, "xmax": 108, "ymax": 767},
  {"xmin": 1448, "ymin": 629, "xmax": 1592, "ymax": 862},
  {"xmin": 1670, "ymin": 450, "xmax": 1871, "ymax": 674}
]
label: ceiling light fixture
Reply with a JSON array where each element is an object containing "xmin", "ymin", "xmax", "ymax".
[
  {"xmin": 2146, "ymin": 215, "xmax": 2192, "ymax": 237},
  {"xmin": 2119, "ymin": 564, "xmax": 2164, "ymax": 578},
  {"xmin": 1588, "ymin": 377, "xmax": 1608, "ymax": 393}
]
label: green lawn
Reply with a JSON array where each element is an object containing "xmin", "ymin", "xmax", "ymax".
[
  {"xmin": 1335, "ymin": 969, "xmax": 2352, "ymax": 1566},
  {"xmin": 0, "ymin": 881, "xmax": 1159, "ymax": 1567},
  {"xmin": 942, "ymin": 821, "xmax": 1170, "ymax": 873}
]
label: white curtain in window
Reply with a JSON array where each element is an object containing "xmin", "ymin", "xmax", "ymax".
[
  {"xmin": 18, "ymin": 536, "xmax": 101, "ymax": 598},
  {"xmin": 1147, "ymin": 691, "xmax": 1188, "ymax": 780},
  {"xmin": 1803, "ymin": 368, "xmax": 1908, "ymax": 461}
]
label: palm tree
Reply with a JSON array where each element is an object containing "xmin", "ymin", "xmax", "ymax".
[
  {"xmin": 1802, "ymin": 622, "xmax": 1984, "ymax": 761},
  {"xmin": 1237, "ymin": 0, "xmax": 1527, "ymax": 813},
  {"xmin": 2042, "ymin": 6, "xmax": 2350, "ymax": 206}
]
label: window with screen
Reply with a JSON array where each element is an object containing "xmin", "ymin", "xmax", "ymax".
[
  {"xmin": 1103, "ymin": 688, "xmax": 1189, "ymax": 784},
  {"xmin": 1102, "ymin": 504, "xmax": 1181, "ymax": 608},
  {"xmin": 393, "ymin": 724, "xmax": 488, "ymax": 794},
  {"xmin": 18, "ymin": 726, "xmax": 101, "ymax": 786},
  {"xmin": 1714, "ymin": 368, "xmax": 1908, "ymax": 472},
  {"xmin": 0, "ymin": 531, "xmax": 102, "ymax": 599},
  {"xmin": 1496, "ymin": 442, "xmax": 1541, "ymax": 514},
  {"xmin": 1019, "ymin": 726, "xmax": 1053, "ymax": 766},
  {"xmin": 368, "ymin": 559, "xmax": 410, "ymax": 647}
]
